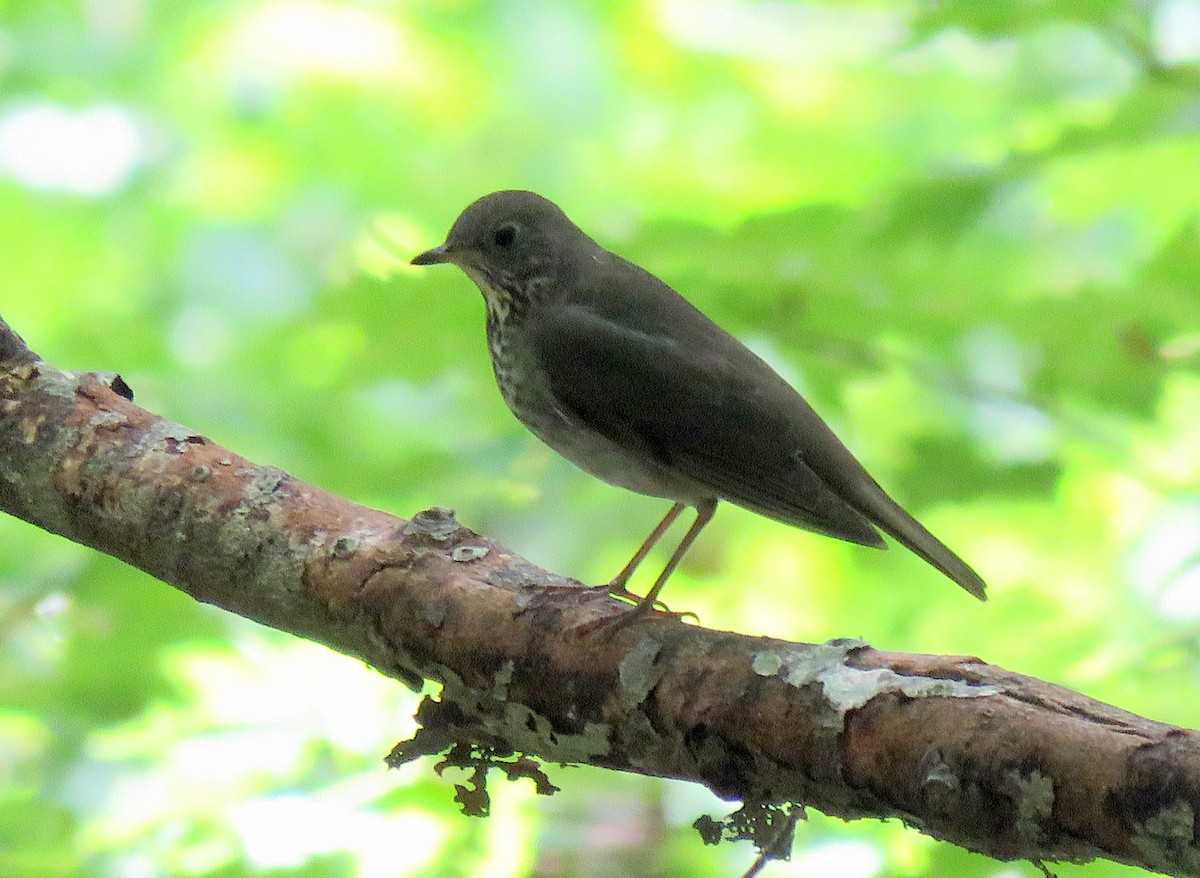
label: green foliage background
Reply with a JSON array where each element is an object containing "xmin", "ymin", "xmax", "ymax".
[{"xmin": 1, "ymin": 1, "xmax": 1198, "ymax": 876}]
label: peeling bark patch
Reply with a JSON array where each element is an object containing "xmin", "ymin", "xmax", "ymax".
[
  {"xmin": 751, "ymin": 637, "xmax": 865, "ymax": 688},
  {"xmin": 87, "ymin": 410, "xmax": 127, "ymax": 432},
  {"xmin": 150, "ymin": 421, "xmax": 205, "ymax": 453},
  {"xmin": 405, "ymin": 506, "xmax": 463, "ymax": 541},
  {"xmin": 751, "ymin": 652, "xmax": 784, "ymax": 676},
  {"xmin": 694, "ymin": 800, "xmax": 804, "ymax": 867},
  {"xmin": 438, "ymin": 667, "xmax": 611, "ymax": 764},
  {"xmin": 1110, "ymin": 735, "xmax": 1200, "ymax": 872},
  {"xmin": 386, "ymin": 698, "xmax": 561, "ymax": 818},
  {"xmin": 438, "ymin": 743, "xmax": 561, "ymax": 818},
  {"xmin": 912, "ymin": 748, "xmax": 1023, "ymax": 843},
  {"xmin": 1118, "ymin": 738, "xmax": 1200, "ymax": 873},
  {"xmin": 1142, "ymin": 801, "xmax": 1195, "ymax": 841},
  {"xmin": 164, "ymin": 434, "xmax": 206, "ymax": 453},
  {"xmin": 820, "ymin": 666, "xmax": 1000, "ymax": 717},
  {"xmin": 462, "ymin": 749, "xmax": 560, "ymax": 816},
  {"xmin": 451, "ymin": 545, "xmax": 489, "ymax": 562},
  {"xmin": 385, "ymin": 669, "xmax": 609, "ymax": 817},
  {"xmin": 498, "ymin": 700, "xmax": 609, "ymax": 760},
  {"xmin": 1001, "ymin": 767, "xmax": 1055, "ymax": 843},
  {"xmin": 754, "ymin": 639, "xmax": 1001, "ymax": 730},
  {"xmin": 240, "ymin": 467, "xmax": 290, "ymax": 503},
  {"xmin": 331, "ymin": 536, "xmax": 358, "ymax": 558},
  {"xmin": 618, "ymin": 638, "xmax": 664, "ymax": 709},
  {"xmin": 1130, "ymin": 800, "xmax": 1200, "ymax": 875},
  {"xmin": 1117, "ymin": 738, "xmax": 1200, "ymax": 823},
  {"xmin": 106, "ymin": 372, "xmax": 134, "ymax": 400}
]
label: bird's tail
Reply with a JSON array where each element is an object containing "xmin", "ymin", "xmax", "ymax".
[{"xmin": 853, "ymin": 482, "xmax": 987, "ymax": 601}]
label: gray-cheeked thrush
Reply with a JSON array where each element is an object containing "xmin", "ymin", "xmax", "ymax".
[{"xmin": 412, "ymin": 190, "xmax": 987, "ymax": 619}]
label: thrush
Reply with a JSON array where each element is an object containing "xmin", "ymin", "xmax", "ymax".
[{"xmin": 412, "ymin": 190, "xmax": 986, "ymax": 618}]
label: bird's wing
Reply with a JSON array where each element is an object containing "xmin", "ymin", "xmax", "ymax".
[{"xmin": 527, "ymin": 300, "xmax": 885, "ymax": 548}]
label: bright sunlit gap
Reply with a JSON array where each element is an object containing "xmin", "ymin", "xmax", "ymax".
[
  {"xmin": 80, "ymin": 638, "xmax": 438, "ymax": 875},
  {"xmin": 656, "ymin": 0, "xmax": 903, "ymax": 64},
  {"xmin": 782, "ymin": 839, "xmax": 885, "ymax": 878},
  {"xmin": 0, "ymin": 102, "xmax": 144, "ymax": 196},
  {"xmin": 961, "ymin": 325, "xmax": 1057, "ymax": 464},
  {"xmin": 1130, "ymin": 502, "xmax": 1200, "ymax": 621},
  {"xmin": 233, "ymin": 796, "xmax": 448, "ymax": 878},
  {"xmin": 233, "ymin": 0, "xmax": 409, "ymax": 80},
  {"xmin": 1154, "ymin": 0, "xmax": 1200, "ymax": 63}
]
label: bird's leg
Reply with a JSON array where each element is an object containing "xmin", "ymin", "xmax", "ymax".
[
  {"xmin": 635, "ymin": 499, "xmax": 715, "ymax": 611},
  {"xmin": 603, "ymin": 501, "xmax": 686, "ymax": 604},
  {"xmin": 615, "ymin": 499, "xmax": 716, "ymax": 625}
]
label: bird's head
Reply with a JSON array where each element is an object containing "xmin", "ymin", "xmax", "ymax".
[{"xmin": 412, "ymin": 190, "xmax": 589, "ymax": 314}]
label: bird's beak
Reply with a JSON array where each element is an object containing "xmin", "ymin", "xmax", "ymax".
[{"xmin": 411, "ymin": 243, "xmax": 454, "ymax": 266}]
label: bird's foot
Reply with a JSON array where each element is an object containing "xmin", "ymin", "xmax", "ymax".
[
  {"xmin": 539, "ymin": 581, "xmax": 699, "ymax": 632},
  {"xmin": 617, "ymin": 599, "xmax": 699, "ymax": 627},
  {"xmin": 535, "ymin": 581, "xmax": 669, "ymax": 610},
  {"xmin": 569, "ymin": 592, "xmax": 699, "ymax": 638},
  {"xmin": 599, "ymin": 581, "xmax": 655, "ymax": 605},
  {"xmin": 598, "ymin": 581, "xmax": 691, "ymax": 617}
]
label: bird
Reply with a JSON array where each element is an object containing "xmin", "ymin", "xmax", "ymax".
[{"xmin": 411, "ymin": 190, "xmax": 986, "ymax": 620}]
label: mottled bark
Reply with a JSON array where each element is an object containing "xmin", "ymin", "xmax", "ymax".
[{"xmin": 1, "ymin": 314, "xmax": 1197, "ymax": 876}]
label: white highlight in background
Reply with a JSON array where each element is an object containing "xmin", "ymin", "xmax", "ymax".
[
  {"xmin": 234, "ymin": 0, "xmax": 405, "ymax": 79},
  {"xmin": 0, "ymin": 101, "xmax": 144, "ymax": 196},
  {"xmin": 1155, "ymin": 0, "xmax": 1200, "ymax": 64}
]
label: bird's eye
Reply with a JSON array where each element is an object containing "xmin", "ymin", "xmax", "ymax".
[{"xmin": 493, "ymin": 223, "xmax": 518, "ymax": 248}]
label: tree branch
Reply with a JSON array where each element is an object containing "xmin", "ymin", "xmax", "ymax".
[{"xmin": 2, "ymin": 314, "xmax": 1197, "ymax": 876}]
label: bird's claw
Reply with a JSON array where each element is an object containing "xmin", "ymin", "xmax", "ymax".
[
  {"xmin": 540, "ymin": 582, "xmax": 699, "ymax": 633},
  {"xmin": 600, "ymin": 581, "xmax": 684, "ymax": 615},
  {"xmin": 561, "ymin": 587, "xmax": 699, "ymax": 638},
  {"xmin": 599, "ymin": 582, "xmax": 652, "ymax": 605}
]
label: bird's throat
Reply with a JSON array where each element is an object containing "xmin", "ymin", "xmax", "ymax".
[{"xmin": 464, "ymin": 266, "xmax": 515, "ymax": 326}]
